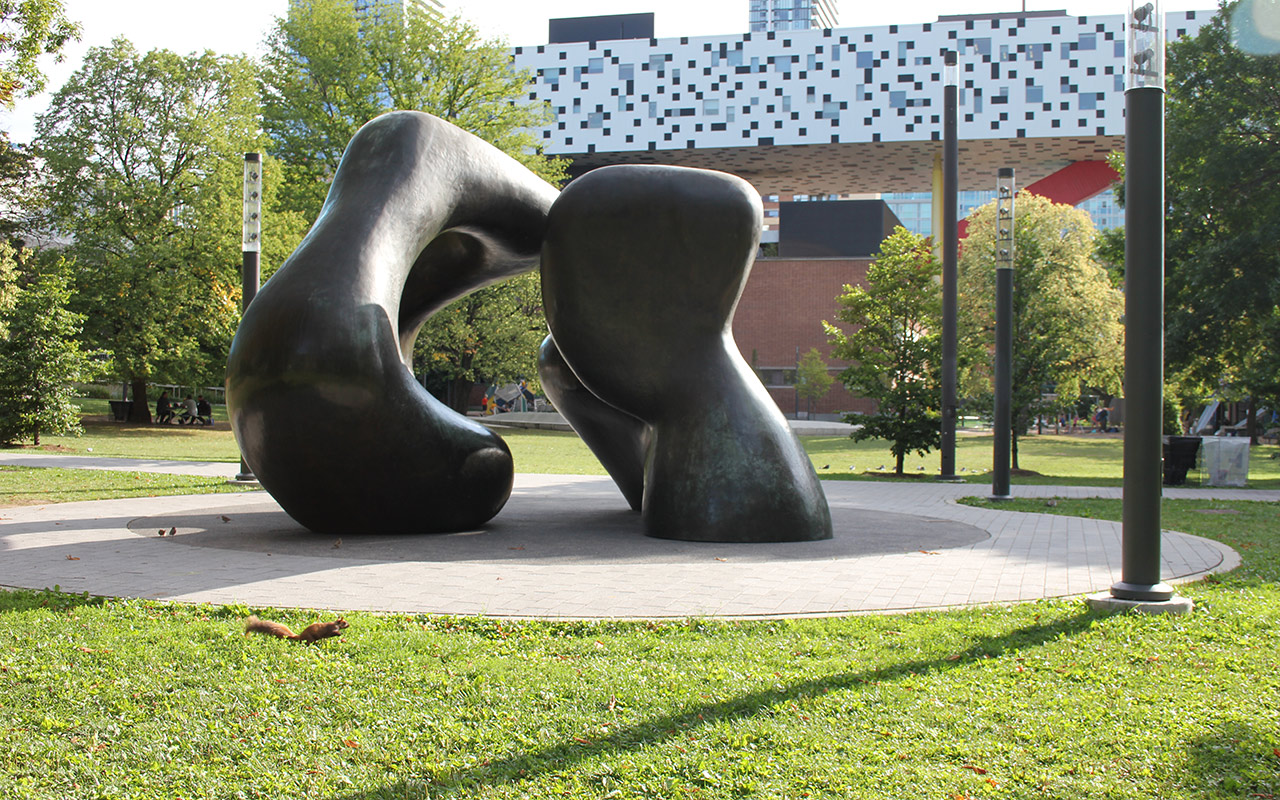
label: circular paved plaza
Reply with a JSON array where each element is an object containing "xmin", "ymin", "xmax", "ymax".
[{"xmin": 0, "ymin": 456, "xmax": 1251, "ymax": 619}]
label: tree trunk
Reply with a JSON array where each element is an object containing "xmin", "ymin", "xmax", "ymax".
[
  {"xmin": 895, "ymin": 451, "xmax": 905, "ymax": 475},
  {"xmin": 447, "ymin": 378, "xmax": 473, "ymax": 414},
  {"xmin": 127, "ymin": 378, "xmax": 152, "ymax": 424},
  {"xmin": 1246, "ymin": 395, "xmax": 1258, "ymax": 445},
  {"xmin": 32, "ymin": 424, "xmax": 39, "ymax": 446},
  {"xmin": 1011, "ymin": 429, "xmax": 1020, "ymax": 471}
]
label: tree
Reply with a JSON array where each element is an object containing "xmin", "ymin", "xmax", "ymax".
[
  {"xmin": 0, "ymin": 1, "xmax": 78, "ymax": 245},
  {"xmin": 959, "ymin": 192, "xmax": 1124, "ymax": 468},
  {"xmin": 412, "ymin": 272, "xmax": 546, "ymax": 412},
  {"xmin": 794, "ymin": 347, "xmax": 834, "ymax": 417},
  {"xmin": 1164, "ymin": 1, "xmax": 1280, "ymax": 428},
  {"xmin": 0, "ymin": 234, "xmax": 15, "ymax": 334},
  {"xmin": 33, "ymin": 38, "xmax": 304, "ymax": 422},
  {"xmin": 0, "ymin": 0, "xmax": 79, "ymax": 107},
  {"xmin": 825, "ymin": 227, "xmax": 942, "ymax": 475},
  {"xmin": 260, "ymin": 0, "xmax": 565, "ymax": 219},
  {"xmin": 0, "ymin": 254, "xmax": 99, "ymax": 445}
]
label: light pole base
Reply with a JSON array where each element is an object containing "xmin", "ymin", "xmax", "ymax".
[
  {"xmin": 230, "ymin": 473, "xmax": 259, "ymax": 486},
  {"xmin": 987, "ymin": 493, "xmax": 1013, "ymax": 502},
  {"xmin": 1087, "ymin": 589, "xmax": 1191, "ymax": 615},
  {"xmin": 1108, "ymin": 579, "xmax": 1175, "ymax": 601}
]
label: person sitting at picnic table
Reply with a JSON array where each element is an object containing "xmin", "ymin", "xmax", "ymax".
[
  {"xmin": 196, "ymin": 395, "xmax": 212, "ymax": 426},
  {"xmin": 156, "ymin": 391, "xmax": 174, "ymax": 424},
  {"xmin": 176, "ymin": 394, "xmax": 198, "ymax": 424}
]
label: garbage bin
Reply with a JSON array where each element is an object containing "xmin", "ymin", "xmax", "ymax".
[
  {"xmin": 108, "ymin": 400, "xmax": 133, "ymax": 421},
  {"xmin": 1202, "ymin": 436, "xmax": 1250, "ymax": 487},
  {"xmin": 1162, "ymin": 435, "xmax": 1201, "ymax": 486}
]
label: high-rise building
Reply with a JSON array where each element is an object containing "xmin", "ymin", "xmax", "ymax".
[
  {"xmin": 290, "ymin": 0, "xmax": 444, "ymax": 25},
  {"xmin": 749, "ymin": 0, "xmax": 838, "ymax": 32},
  {"xmin": 352, "ymin": 0, "xmax": 443, "ymax": 23}
]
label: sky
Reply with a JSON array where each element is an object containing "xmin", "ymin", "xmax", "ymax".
[{"xmin": 1, "ymin": 0, "xmax": 1221, "ymax": 143}]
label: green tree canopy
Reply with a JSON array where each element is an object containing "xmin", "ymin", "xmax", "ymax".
[
  {"xmin": 1164, "ymin": 0, "xmax": 1280, "ymax": 414},
  {"xmin": 260, "ymin": 0, "xmax": 564, "ymax": 219},
  {"xmin": 959, "ymin": 192, "xmax": 1124, "ymax": 467},
  {"xmin": 412, "ymin": 272, "xmax": 546, "ymax": 412},
  {"xmin": 825, "ymin": 226, "xmax": 942, "ymax": 475},
  {"xmin": 0, "ymin": 252, "xmax": 99, "ymax": 445},
  {"xmin": 794, "ymin": 347, "xmax": 834, "ymax": 416},
  {"xmin": 33, "ymin": 38, "xmax": 304, "ymax": 420},
  {"xmin": 0, "ymin": 0, "xmax": 78, "ymax": 107}
]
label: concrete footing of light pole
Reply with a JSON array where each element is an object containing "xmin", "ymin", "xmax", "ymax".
[{"xmin": 1086, "ymin": 591, "xmax": 1193, "ymax": 615}]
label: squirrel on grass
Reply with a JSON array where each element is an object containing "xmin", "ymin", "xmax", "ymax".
[{"xmin": 244, "ymin": 614, "xmax": 348, "ymax": 643}]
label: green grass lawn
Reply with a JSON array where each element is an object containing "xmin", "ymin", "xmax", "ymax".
[
  {"xmin": 0, "ymin": 466, "xmax": 258, "ymax": 507},
  {"xmin": 18, "ymin": 400, "xmax": 1279, "ymax": 489},
  {"xmin": 1, "ymin": 495, "xmax": 1277, "ymax": 799}
]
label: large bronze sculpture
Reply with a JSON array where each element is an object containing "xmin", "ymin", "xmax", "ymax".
[
  {"xmin": 540, "ymin": 165, "xmax": 831, "ymax": 542},
  {"xmin": 225, "ymin": 112, "xmax": 558, "ymax": 534},
  {"xmin": 227, "ymin": 114, "xmax": 830, "ymax": 541}
]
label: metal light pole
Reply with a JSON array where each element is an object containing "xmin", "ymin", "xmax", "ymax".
[
  {"xmin": 1111, "ymin": 0, "xmax": 1173, "ymax": 601},
  {"xmin": 940, "ymin": 49, "xmax": 959, "ymax": 480},
  {"xmin": 991, "ymin": 168, "xmax": 1015, "ymax": 500},
  {"xmin": 235, "ymin": 152, "xmax": 262, "ymax": 483}
]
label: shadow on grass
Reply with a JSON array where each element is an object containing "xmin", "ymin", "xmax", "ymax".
[
  {"xmin": 332, "ymin": 611, "xmax": 1102, "ymax": 799},
  {"xmin": 1183, "ymin": 720, "xmax": 1280, "ymax": 798}
]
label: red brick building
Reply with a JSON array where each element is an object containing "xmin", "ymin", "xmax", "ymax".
[{"xmin": 733, "ymin": 256, "xmax": 876, "ymax": 419}]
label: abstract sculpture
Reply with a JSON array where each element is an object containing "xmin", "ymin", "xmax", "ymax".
[
  {"xmin": 226, "ymin": 112, "xmax": 558, "ymax": 534},
  {"xmin": 227, "ymin": 115, "xmax": 830, "ymax": 541},
  {"xmin": 540, "ymin": 165, "xmax": 832, "ymax": 542}
]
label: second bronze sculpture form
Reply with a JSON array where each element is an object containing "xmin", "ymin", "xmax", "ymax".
[{"xmin": 226, "ymin": 112, "xmax": 831, "ymax": 543}]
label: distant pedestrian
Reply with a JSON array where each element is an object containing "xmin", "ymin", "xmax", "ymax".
[
  {"xmin": 156, "ymin": 391, "xmax": 174, "ymax": 424},
  {"xmin": 196, "ymin": 395, "xmax": 212, "ymax": 426},
  {"xmin": 176, "ymin": 394, "xmax": 198, "ymax": 424}
]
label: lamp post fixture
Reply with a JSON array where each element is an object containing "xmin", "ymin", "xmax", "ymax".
[
  {"xmin": 1111, "ymin": 0, "xmax": 1174, "ymax": 602},
  {"xmin": 940, "ymin": 49, "xmax": 959, "ymax": 480},
  {"xmin": 235, "ymin": 152, "xmax": 262, "ymax": 484},
  {"xmin": 991, "ymin": 168, "xmax": 1015, "ymax": 500}
]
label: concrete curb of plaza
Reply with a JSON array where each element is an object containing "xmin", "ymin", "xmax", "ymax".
[{"xmin": 1, "ymin": 454, "xmax": 1263, "ymax": 619}]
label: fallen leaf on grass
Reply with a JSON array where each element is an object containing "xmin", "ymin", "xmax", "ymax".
[
  {"xmin": 342, "ymin": 739, "xmax": 359, "ymax": 748},
  {"xmin": 573, "ymin": 737, "xmax": 592, "ymax": 745},
  {"xmin": 961, "ymin": 764, "xmax": 988, "ymax": 775}
]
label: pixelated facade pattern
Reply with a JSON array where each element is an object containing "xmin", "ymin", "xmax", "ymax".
[
  {"xmin": 507, "ymin": 10, "xmax": 1209, "ymax": 416},
  {"xmin": 512, "ymin": 11, "xmax": 1207, "ymax": 168}
]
